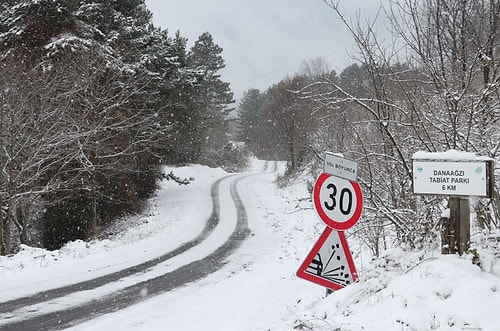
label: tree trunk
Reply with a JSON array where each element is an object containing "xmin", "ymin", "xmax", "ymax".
[
  {"xmin": 4, "ymin": 206, "xmax": 12, "ymax": 255},
  {"xmin": 91, "ymin": 171, "xmax": 98, "ymax": 238},
  {"xmin": 0, "ymin": 196, "xmax": 4, "ymax": 255},
  {"xmin": 19, "ymin": 204, "xmax": 30, "ymax": 245}
]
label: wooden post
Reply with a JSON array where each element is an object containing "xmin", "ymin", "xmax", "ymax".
[
  {"xmin": 440, "ymin": 212, "xmax": 452, "ymax": 255},
  {"xmin": 447, "ymin": 197, "xmax": 470, "ymax": 255},
  {"xmin": 458, "ymin": 197, "xmax": 471, "ymax": 255}
]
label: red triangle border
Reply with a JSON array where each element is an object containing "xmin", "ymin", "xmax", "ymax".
[{"xmin": 296, "ymin": 226, "xmax": 358, "ymax": 291}]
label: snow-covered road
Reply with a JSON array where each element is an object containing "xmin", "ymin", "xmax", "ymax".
[
  {"xmin": 3, "ymin": 159, "xmax": 500, "ymax": 330},
  {"xmin": 0, "ymin": 161, "xmax": 284, "ymax": 330}
]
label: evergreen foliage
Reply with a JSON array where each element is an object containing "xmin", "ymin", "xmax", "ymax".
[{"xmin": 0, "ymin": 0, "xmax": 234, "ymax": 253}]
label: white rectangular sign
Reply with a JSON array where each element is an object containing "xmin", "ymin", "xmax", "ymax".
[
  {"xmin": 413, "ymin": 160, "xmax": 489, "ymax": 197},
  {"xmin": 323, "ymin": 153, "xmax": 358, "ymax": 181}
]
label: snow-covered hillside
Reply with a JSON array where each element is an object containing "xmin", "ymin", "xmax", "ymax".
[{"xmin": 1, "ymin": 159, "xmax": 500, "ymax": 330}]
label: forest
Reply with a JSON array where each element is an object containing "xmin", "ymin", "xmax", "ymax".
[
  {"xmin": 0, "ymin": 0, "xmax": 499, "ymax": 256},
  {"xmin": 238, "ymin": 0, "xmax": 500, "ymax": 255},
  {"xmin": 0, "ymin": 0, "xmax": 235, "ymax": 254}
]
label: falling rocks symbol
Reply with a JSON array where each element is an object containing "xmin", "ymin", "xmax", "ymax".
[{"xmin": 297, "ymin": 227, "xmax": 358, "ymax": 291}]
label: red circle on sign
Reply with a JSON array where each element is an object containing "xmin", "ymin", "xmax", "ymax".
[{"xmin": 313, "ymin": 173, "xmax": 363, "ymax": 230}]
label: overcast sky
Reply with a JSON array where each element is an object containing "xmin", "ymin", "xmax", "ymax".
[{"xmin": 144, "ymin": 0, "xmax": 389, "ymax": 101}]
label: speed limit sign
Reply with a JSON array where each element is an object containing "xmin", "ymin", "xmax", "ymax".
[{"xmin": 313, "ymin": 173, "xmax": 363, "ymax": 230}]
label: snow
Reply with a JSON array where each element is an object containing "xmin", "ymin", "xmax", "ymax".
[
  {"xmin": 1, "ymin": 159, "xmax": 500, "ymax": 330},
  {"xmin": 413, "ymin": 149, "xmax": 494, "ymax": 161}
]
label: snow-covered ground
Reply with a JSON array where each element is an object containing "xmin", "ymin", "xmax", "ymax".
[{"xmin": 1, "ymin": 159, "xmax": 500, "ymax": 330}]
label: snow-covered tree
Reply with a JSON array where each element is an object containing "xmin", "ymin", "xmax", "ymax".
[
  {"xmin": 187, "ymin": 32, "xmax": 234, "ymax": 163},
  {"xmin": 296, "ymin": 0, "xmax": 500, "ymax": 253},
  {"xmin": 237, "ymin": 89, "xmax": 267, "ymax": 156},
  {"xmin": 263, "ymin": 75, "xmax": 319, "ymax": 170},
  {"xmin": 0, "ymin": 0, "xmax": 236, "ymax": 252},
  {"xmin": 0, "ymin": 0, "xmax": 164, "ymax": 251}
]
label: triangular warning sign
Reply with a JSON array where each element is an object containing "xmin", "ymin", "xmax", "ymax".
[{"xmin": 297, "ymin": 226, "xmax": 358, "ymax": 291}]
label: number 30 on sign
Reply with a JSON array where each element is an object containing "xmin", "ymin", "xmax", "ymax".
[{"xmin": 313, "ymin": 173, "xmax": 363, "ymax": 230}]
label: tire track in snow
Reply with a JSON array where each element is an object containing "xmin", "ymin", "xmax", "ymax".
[
  {"xmin": 0, "ymin": 175, "xmax": 226, "ymax": 315},
  {"xmin": 0, "ymin": 162, "xmax": 277, "ymax": 331}
]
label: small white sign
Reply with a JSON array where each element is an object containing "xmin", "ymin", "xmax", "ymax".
[
  {"xmin": 413, "ymin": 160, "xmax": 489, "ymax": 197},
  {"xmin": 323, "ymin": 153, "xmax": 358, "ymax": 181}
]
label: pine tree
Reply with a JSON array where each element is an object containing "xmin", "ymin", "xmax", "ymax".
[
  {"xmin": 184, "ymin": 32, "xmax": 234, "ymax": 163},
  {"xmin": 237, "ymin": 89, "xmax": 267, "ymax": 157},
  {"xmin": 0, "ymin": 0, "xmax": 81, "ymax": 66},
  {"xmin": 0, "ymin": 0, "xmax": 237, "ymax": 252},
  {"xmin": 0, "ymin": 0, "xmax": 168, "ymax": 251},
  {"xmin": 188, "ymin": 32, "xmax": 233, "ymax": 113}
]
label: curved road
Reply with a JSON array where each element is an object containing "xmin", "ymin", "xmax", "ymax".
[{"xmin": 0, "ymin": 162, "xmax": 277, "ymax": 331}]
